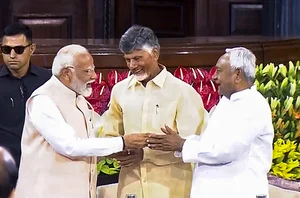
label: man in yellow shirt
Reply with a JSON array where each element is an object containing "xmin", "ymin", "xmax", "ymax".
[{"xmin": 103, "ymin": 25, "xmax": 207, "ymax": 198}]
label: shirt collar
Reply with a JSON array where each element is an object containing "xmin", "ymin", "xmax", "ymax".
[
  {"xmin": 229, "ymin": 85, "xmax": 254, "ymax": 102},
  {"xmin": 29, "ymin": 65, "xmax": 41, "ymax": 76},
  {"xmin": 0, "ymin": 64, "xmax": 40, "ymax": 77},
  {"xmin": 0, "ymin": 65, "xmax": 10, "ymax": 77},
  {"xmin": 127, "ymin": 64, "xmax": 168, "ymax": 89}
]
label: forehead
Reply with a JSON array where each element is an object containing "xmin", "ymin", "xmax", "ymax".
[
  {"xmin": 2, "ymin": 34, "xmax": 29, "ymax": 46},
  {"xmin": 216, "ymin": 54, "xmax": 230, "ymax": 69},
  {"xmin": 123, "ymin": 49, "xmax": 149, "ymax": 59},
  {"xmin": 74, "ymin": 53, "xmax": 94, "ymax": 69}
]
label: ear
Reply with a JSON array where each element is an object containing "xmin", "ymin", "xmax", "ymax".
[
  {"xmin": 60, "ymin": 68, "xmax": 72, "ymax": 81},
  {"xmin": 151, "ymin": 48, "xmax": 159, "ymax": 61},
  {"xmin": 234, "ymin": 68, "xmax": 242, "ymax": 83},
  {"xmin": 29, "ymin": 43, "xmax": 36, "ymax": 54}
]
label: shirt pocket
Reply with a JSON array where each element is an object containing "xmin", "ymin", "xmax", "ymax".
[
  {"xmin": 0, "ymin": 96, "xmax": 21, "ymax": 124},
  {"xmin": 152, "ymin": 102, "xmax": 177, "ymax": 131}
]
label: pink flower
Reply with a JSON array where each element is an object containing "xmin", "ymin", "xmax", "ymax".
[{"xmin": 107, "ymin": 70, "xmax": 122, "ymax": 88}]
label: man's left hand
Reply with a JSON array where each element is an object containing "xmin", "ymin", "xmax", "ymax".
[
  {"xmin": 147, "ymin": 125, "xmax": 185, "ymax": 152},
  {"xmin": 109, "ymin": 149, "xmax": 144, "ymax": 167}
]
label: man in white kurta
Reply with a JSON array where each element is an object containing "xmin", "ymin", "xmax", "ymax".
[
  {"xmin": 15, "ymin": 45, "xmax": 150, "ymax": 198},
  {"xmin": 148, "ymin": 47, "xmax": 274, "ymax": 198}
]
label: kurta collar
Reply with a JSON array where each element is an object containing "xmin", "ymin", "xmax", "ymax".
[
  {"xmin": 127, "ymin": 64, "xmax": 167, "ymax": 89},
  {"xmin": 229, "ymin": 85, "xmax": 255, "ymax": 102},
  {"xmin": 51, "ymin": 75, "xmax": 77, "ymax": 99}
]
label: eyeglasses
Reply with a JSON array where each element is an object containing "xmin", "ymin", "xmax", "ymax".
[
  {"xmin": 66, "ymin": 66, "xmax": 95, "ymax": 76},
  {"xmin": 0, "ymin": 44, "xmax": 32, "ymax": 55}
]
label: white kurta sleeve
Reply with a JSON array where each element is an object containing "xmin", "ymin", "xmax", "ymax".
[
  {"xmin": 182, "ymin": 108, "xmax": 260, "ymax": 165},
  {"xmin": 28, "ymin": 95, "xmax": 124, "ymax": 158}
]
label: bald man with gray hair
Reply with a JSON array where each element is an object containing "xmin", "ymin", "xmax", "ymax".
[{"xmin": 15, "ymin": 44, "xmax": 150, "ymax": 198}]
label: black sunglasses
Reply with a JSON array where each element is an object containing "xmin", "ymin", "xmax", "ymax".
[{"xmin": 0, "ymin": 44, "xmax": 32, "ymax": 55}]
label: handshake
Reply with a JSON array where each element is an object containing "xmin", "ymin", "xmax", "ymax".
[{"xmin": 122, "ymin": 125, "xmax": 186, "ymax": 152}]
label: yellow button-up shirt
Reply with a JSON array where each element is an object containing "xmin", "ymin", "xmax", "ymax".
[{"xmin": 103, "ymin": 67, "xmax": 207, "ymax": 198}]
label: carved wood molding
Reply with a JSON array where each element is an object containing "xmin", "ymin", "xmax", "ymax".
[{"xmin": 1, "ymin": 37, "xmax": 300, "ymax": 69}]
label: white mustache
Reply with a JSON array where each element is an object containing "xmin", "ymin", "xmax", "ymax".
[{"xmin": 86, "ymin": 80, "xmax": 95, "ymax": 85}]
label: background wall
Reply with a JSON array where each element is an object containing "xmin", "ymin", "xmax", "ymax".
[{"xmin": 2, "ymin": 0, "xmax": 291, "ymax": 39}]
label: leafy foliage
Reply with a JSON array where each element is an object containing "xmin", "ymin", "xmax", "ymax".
[{"xmin": 255, "ymin": 61, "xmax": 300, "ymax": 180}]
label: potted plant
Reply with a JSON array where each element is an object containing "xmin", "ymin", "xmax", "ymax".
[{"xmin": 95, "ymin": 126, "xmax": 121, "ymax": 186}]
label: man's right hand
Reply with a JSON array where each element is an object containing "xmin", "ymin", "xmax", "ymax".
[{"xmin": 123, "ymin": 133, "xmax": 150, "ymax": 149}]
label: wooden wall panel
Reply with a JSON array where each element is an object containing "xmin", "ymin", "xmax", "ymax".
[
  {"xmin": 0, "ymin": 0, "xmax": 10, "ymax": 33},
  {"xmin": 133, "ymin": 1, "xmax": 184, "ymax": 37},
  {"xmin": 230, "ymin": 4, "xmax": 263, "ymax": 35},
  {"xmin": 115, "ymin": 0, "xmax": 195, "ymax": 38},
  {"xmin": 195, "ymin": 0, "xmax": 263, "ymax": 36},
  {"xmin": 18, "ymin": 17, "xmax": 71, "ymax": 39},
  {"xmin": 114, "ymin": 0, "xmax": 132, "ymax": 38},
  {"xmin": 8, "ymin": 0, "xmax": 93, "ymax": 38},
  {"xmin": 0, "ymin": 0, "xmax": 271, "ymax": 39}
]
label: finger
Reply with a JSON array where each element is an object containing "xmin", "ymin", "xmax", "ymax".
[
  {"xmin": 107, "ymin": 150, "xmax": 127, "ymax": 158},
  {"xmin": 149, "ymin": 134, "xmax": 165, "ymax": 139},
  {"xmin": 161, "ymin": 127, "xmax": 171, "ymax": 135},
  {"xmin": 144, "ymin": 132, "xmax": 152, "ymax": 137},
  {"xmin": 146, "ymin": 138, "xmax": 164, "ymax": 144},
  {"xmin": 147, "ymin": 144, "xmax": 165, "ymax": 150},
  {"xmin": 165, "ymin": 125, "xmax": 177, "ymax": 134},
  {"xmin": 116, "ymin": 154, "xmax": 137, "ymax": 161},
  {"xmin": 119, "ymin": 159, "xmax": 133, "ymax": 166}
]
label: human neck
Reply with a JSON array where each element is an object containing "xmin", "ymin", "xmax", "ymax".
[
  {"xmin": 8, "ymin": 63, "xmax": 30, "ymax": 78},
  {"xmin": 141, "ymin": 64, "xmax": 162, "ymax": 86}
]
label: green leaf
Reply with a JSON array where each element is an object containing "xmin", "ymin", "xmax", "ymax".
[
  {"xmin": 113, "ymin": 160, "xmax": 121, "ymax": 168},
  {"xmin": 106, "ymin": 158, "xmax": 114, "ymax": 164},
  {"xmin": 100, "ymin": 165, "xmax": 119, "ymax": 175}
]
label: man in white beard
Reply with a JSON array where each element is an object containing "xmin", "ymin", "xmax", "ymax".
[{"xmin": 15, "ymin": 44, "xmax": 150, "ymax": 198}]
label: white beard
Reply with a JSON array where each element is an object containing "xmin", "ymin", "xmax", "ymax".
[
  {"xmin": 70, "ymin": 77, "xmax": 93, "ymax": 97},
  {"xmin": 135, "ymin": 72, "xmax": 149, "ymax": 82}
]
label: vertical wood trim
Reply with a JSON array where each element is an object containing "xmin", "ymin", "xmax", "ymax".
[
  {"xmin": 87, "ymin": 0, "xmax": 95, "ymax": 38},
  {"xmin": 108, "ymin": 0, "xmax": 115, "ymax": 38},
  {"xmin": 194, "ymin": 0, "xmax": 209, "ymax": 36}
]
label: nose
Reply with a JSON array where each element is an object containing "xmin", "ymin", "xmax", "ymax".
[
  {"xmin": 128, "ymin": 59, "xmax": 137, "ymax": 70},
  {"xmin": 10, "ymin": 49, "xmax": 17, "ymax": 58},
  {"xmin": 90, "ymin": 70, "xmax": 97, "ymax": 80}
]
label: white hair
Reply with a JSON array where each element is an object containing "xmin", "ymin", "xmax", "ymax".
[
  {"xmin": 225, "ymin": 47, "xmax": 256, "ymax": 82},
  {"xmin": 52, "ymin": 44, "xmax": 88, "ymax": 76},
  {"xmin": 142, "ymin": 45, "xmax": 154, "ymax": 54}
]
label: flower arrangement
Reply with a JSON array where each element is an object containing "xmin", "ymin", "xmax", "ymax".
[
  {"xmin": 271, "ymin": 138, "xmax": 300, "ymax": 180},
  {"xmin": 255, "ymin": 61, "xmax": 300, "ymax": 190}
]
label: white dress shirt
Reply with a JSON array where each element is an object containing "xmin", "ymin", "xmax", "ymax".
[
  {"xmin": 28, "ymin": 95, "xmax": 124, "ymax": 158},
  {"xmin": 182, "ymin": 87, "xmax": 274, "ymax": 198}
]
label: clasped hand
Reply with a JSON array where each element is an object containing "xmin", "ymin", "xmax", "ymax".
[
  {"xmin": 115, "ymin": 126, "xmax": 184, "ymax": 168},
  {"xmin": 123, "ymin": 125, "xmax": 185, "ymax": 152}
]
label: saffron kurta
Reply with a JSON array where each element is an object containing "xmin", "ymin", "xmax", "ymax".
[{"xmin": 103, "ymin": 67, "xmax": 207, "ymax": 198}]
